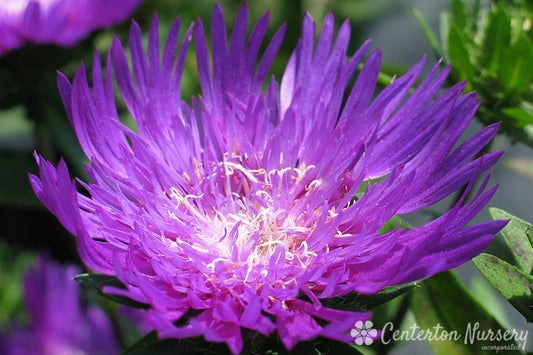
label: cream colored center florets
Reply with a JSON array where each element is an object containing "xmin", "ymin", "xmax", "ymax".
[{"xmin": 166, "ymin": 160, "xmax": 321, "ymax": 267}]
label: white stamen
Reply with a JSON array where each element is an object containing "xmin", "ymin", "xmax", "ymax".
[{"xmin": 166, "ymin": 160, "xmax": 337, "ymax": 271}]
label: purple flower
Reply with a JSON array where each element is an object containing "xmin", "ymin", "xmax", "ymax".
[
  {"xmin": 0, "ymin": 0, "xmax": 143, "ymax": 55},
  {"xmin": 30, "ymin": 4, "xmax": 506, "ymax": 354},
  {"xmin": 1, "ymin": 256, "xmax": 120, "ymax": 355}
]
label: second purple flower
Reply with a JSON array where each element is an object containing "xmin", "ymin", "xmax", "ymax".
[{"xmin": 0, "ymin": 0, "xmax": 143, "ymax": 55}]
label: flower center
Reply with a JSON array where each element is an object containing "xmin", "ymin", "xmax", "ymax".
[{"xmin": 166, "ymin": 157, "xmax": 321, "ymax": 268}]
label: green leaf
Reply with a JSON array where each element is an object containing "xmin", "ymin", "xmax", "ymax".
[
  {"xmin": 75, "ymin": 273, "xmax": 149, "ymax": 309},
  {"xmin": 440, "ymin": 12, "xmax": 450, "ymax": 61},
  {"xmin": 450, "ymin": 0, "xmax": 467, "ymax": 29},
  {"xmin": 412, "ymin": 7, "xmax": 443, "ymax": 58},
  {"xmin": 122, "ymin": 332, "xmax": 229, "ymax": 355},
  {"xmin": 328, "ymin": 282, "xmax": 417, "ymax": 312},
  {"xmin": 502, "ymin": 107, "xmax": 533, "ymax": 129},
  {"xmin": 311, "ymin": 339, "xmax": 363, "ymax": 355},
  {"xmin": 489, "ymin": 208, "xmax": 533, "ymax": 273},
  {"xmin": 0, "ymin": 242, "xmax": 34, "ymax": 325},
  {"xmin": 123, "ymin": 338, "xmax": 187, "ymax": 355},
  {"xmin": 473, "ymin": 253, "xmax": 533, "ymax": 323},
  {"xmin": 378, "ymin": 214, "xmax": 409, "ymax": 234},
  {"xmin": 447, "ymin": 24, "xmax": 475, "ymax": 83},
  {"xmin": 480, "ymin": 8, "xmax": 511, "ymax": 74},
  {"xmin": 470, "ymin": 0, "xmax": 482, "ymax": 33},
  {"xmin": 352, "ymin": 175, "xmax": 388, "ymax": 204},
  {"xmin": 409, "ymin": 271, "xmax": 522, "ymax": 354},
  {"xmin": 357, "ymin": 282, "xmax": 417, "ymax": 310},
  {"xmin": 120, "ymin": 331, "xmax": 196, "ymax": 355},
  {"xmin": 120, "ymin": 329, "xmax": 364, "ymax": 355},
  {"xmin": 470, "ymin": 276, "xmax": 512, "ymax": 329},
  {"xmin": 499, "ymin": 36, "xmax": 533, "ymax": 94}
]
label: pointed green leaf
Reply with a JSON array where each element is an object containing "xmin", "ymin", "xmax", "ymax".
[
  {"xmin": 470, "ymin": 276, "xmax": 512, "ymax": 329},
  {"xmin": 120, "ymin": 331, "xmax": 231, "ymax": 355},
  {"xmin": 447, "ymin": 24, "xmax": 475, "ymax": 83},
  {"xmin": 470, "ymin": 0, "xmax": 482, "ymax": 33},
  {"xmin": 378, "ymin": 214, "xmax": 409, "ymax": 234},
  {"xmin": 119, "ymin": 331, "xmax": 204, "ymax": 355},
  {"xmin": 357, "ymin": 282, "xmax": 417, "ymax": 310},
  {"xmin": 502, "ymin": 107, "xmax": 533, "ymax": 129},
  {"xmin": 123, "ymin": 339, "xmax": 188, "ymax": 355},
  {"xmin": 473, "ymin": 253, "xmax": 533, "ymax": 322},
  {"xmin": 480, "ymin": 8, "xmax": 511, "ymax": 74},
  {"xmin": 311, "ymin": 339, "xmax": 363, "ymax": 354},
  {"xmin": 439, "ymin": 12, "xmax": 450, "ymax": 59},
  {"xmin": 413, "ymin": 7, "xmax": 443, "ymax": 58},
  {"xmin": 450, "ymin": 0, "xmax": 467, "ymax": 29},
  {"xmin": 410, "ymin": 271, "xmax": 522, "ymax": 354},
  {"xmin": 120, "ymin": 328, "xmax": 363, "ymax": 355},
  {"xmin": 119, "ymin": 331, "xmax": 162, "ymax": 354},
  {"xmin": 75, "ymin": 273, "xmax": 149, "ymax": 309},
  {"xmin": 489, "ymin": 208, "xmax": 533, "ymax": 273},
  {"xmin": 440, "ymin": 12, "xmax": 450, "ymax": 61},
  {"xmin": 328, "ymin": 282, "xmax": 417, "ymax": 311},
  {"xmin": 499, "ymin": 36, "xmax": 533, "ymax": 94}
]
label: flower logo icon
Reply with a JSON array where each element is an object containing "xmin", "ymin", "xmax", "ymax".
[{"xmin": 350, "ymin": 320, "xmax": 378, "ymax": 345}]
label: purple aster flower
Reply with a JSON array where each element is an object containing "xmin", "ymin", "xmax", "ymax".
[
  {"xmin": 29, "ymin": 3, "xmax": 506, "ymax": 354},
  {"xmin": 1, "ymin": 256, "xmax": 120, "ymax": 355},
  {"xmin": 0, "ymin": 0, "xmax": 143, "ymax": 55}
]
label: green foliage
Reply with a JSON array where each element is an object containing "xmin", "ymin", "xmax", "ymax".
[
  {"xmin": 415, "ymin": 0, "xmax": 533, "ymax": 146},
  {"xmin": 324, "ymin": 282, "xmax": 417, "ymax": 312},
  {"xmin": 447, "ymin": 24, "xmax": 475, "ymax": 86},
  {"xmin": 489, "ymin": 208, "xmax": 533, "ymax": 273},
  {"xmin": 119, "ymin": 332, "xmax": 227, "ymax": 355},
  {"xmin": 75, "ymin": 273, "xmax": 150, "ymax": 309},
  {"xmin": 0, "ymin": 242, "xmax": 34, "ymax": 326},
  {"xmin": 473, "ymin": 208, "xmax": 533, "ymax": 322},
  {"xmin": 473, "ymin": 253, "xmax": 533, "ymax": 322},
  {"xmin": 499, "ymin": 36, "xmax": 533, "ymax": 95},
  {"xmin": 480, "ymin": 8, "xmax": 511, "ymax": 74},
  {"xmin": 119, "ymin": 328, "xmax": 364, "ymax": 355},
  {"xmin": 409, "ymin": 271, "xmax": 522, "ymax": 354}
]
